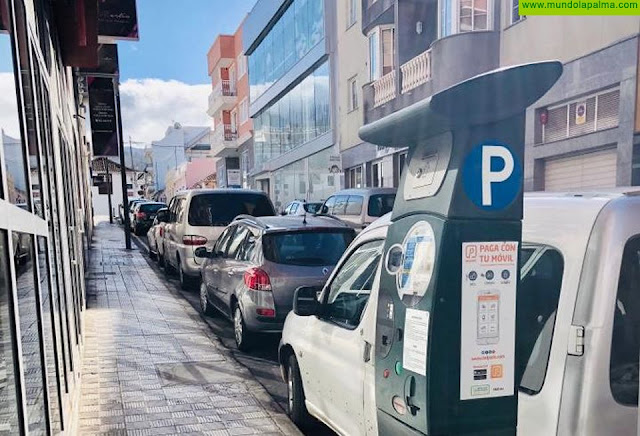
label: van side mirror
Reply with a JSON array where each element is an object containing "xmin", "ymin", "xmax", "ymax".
[
  {"xmin": 194, "ymin": 247, "xmax": 211, "ymax": 259},
  {"xmin": 321, "ymin": 205, "xmax": 329, "ymax": 214},
  {"xmin": 293, "ymin": 286, "xmax": 321, "ymax": 316}
]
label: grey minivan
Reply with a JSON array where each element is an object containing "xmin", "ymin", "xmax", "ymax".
[
  {"xmin": 196, "ymin": 215, "xmax": 356, "ymax": 350},
  {"xmin": 320, "ymin": 188, "xmax": 396, "ymax": 230},
  {"xmin": 162, "ymin": 189, "xmax": 275, "ymax": 289}
]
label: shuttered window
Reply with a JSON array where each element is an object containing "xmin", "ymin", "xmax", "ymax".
[{"xmin": 542, "ymin": 88, "xmax": 620, "ymax": 143}]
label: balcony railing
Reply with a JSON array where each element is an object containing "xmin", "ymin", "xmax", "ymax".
[
  {"xmin": 401, "ymin": 49, "xmax": 432, "ymax": 94},
  {"xmin": 213, "ymin": 124, "xmax": 237, "ymax": 142},
  {"xmin": 372, "ymin": 70, "xmax": 396, "ymax": 108}
]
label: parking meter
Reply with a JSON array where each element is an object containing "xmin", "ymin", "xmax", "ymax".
[{"xmin": 359, "ymin": 62, "xmax": 562, "ymax": 435}]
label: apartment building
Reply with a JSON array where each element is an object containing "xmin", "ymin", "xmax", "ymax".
[
  {"xmin": 358, "ymin": 0, "xmax": 640, "ymax": 192},
  {"xmin": 207, "ymin": 22, "xmax": 252, "ymax": 188},
  {"xmin": 151, "ymin": 124, "xmax": 212, "ymax": 194},
  {"xmin": 243, "ymin": 0, "xmax": 341, "ymax": 212}
]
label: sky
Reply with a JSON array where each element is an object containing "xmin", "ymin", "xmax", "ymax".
[
  {"xmin": 119, "ymin": 0, "xmax": 255, "ymax": 145},
  {"xmin": 0, "ymin": 0, "xmax": 256, "ymax": 146}
]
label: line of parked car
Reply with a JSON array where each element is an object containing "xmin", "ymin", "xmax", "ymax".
[{"xmin": 134, "ymin": 187, "xmax": 640, "ymax": 436}]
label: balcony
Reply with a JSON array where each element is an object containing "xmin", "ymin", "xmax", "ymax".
[
  {"xmin": 206, "ymin": 80, "xmax": 237, "ymax": 116},
  {"xmin": 211, "ymin": 124, "xmax": 238, "ymax": 158},
  {"xmin": 401, "ymin": 49, "xmax": 432, "ymax": 94},
  {"xmin": 372, "ymin": 70, "xmax": 396, "ymax": 108}
]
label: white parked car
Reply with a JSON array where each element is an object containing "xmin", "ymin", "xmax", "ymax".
[{"xmin": 279, "ymin": 189, "xmax": 640, "ymax": 435}]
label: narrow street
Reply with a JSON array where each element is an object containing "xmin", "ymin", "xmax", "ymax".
[{"xmin": 78, "ymin": 219, "xmax": 303, "ymax": 435}]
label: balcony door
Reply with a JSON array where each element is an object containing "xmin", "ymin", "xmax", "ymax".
[
  {"xmin": 439, "ymin": 0, "xmax": 492, "ymax": 37},
  {"xmin": 368, "ymin": 26, "xmax": 395, "ymax": 81}
]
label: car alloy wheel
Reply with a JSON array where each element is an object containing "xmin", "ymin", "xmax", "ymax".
[
  {"xmin": 234, "ymin": 307, "xmax": 244, "ymax": 346},
  {"xmin": 287, "ymin": 365, "xmax": 295, "ymax": 413},
  {"xmin": 199, "ymin": 283, "xmax": 209, "ymax": 314}
]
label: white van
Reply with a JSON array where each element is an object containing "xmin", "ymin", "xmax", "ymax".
[{"xmin": 279, "ymin": 189, "xmax": 640, "ymax": 435}]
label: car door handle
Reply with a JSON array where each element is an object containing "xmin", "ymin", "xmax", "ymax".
[
  {"xmin": 227, "ymin": 271, "xmax": 234, "ymax": 276},
  {"xmin": 363, "ymin": 340, "xmax": 372, "ymax": 363}
]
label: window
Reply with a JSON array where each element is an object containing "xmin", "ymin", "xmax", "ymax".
[
  {"xmin": 249, "ymin": 0, "xmax": 324, "ymax": 101},
  {"xmin": 333, "ymin": 195, "xmax": 349, "ymax": 215},
  {"xmin": 236, "ymin": 230, "xmax": 258, "ymax": 261},
  {"xmin": 176, "ymin": 198, "xmax": 186, "ymax": 223},
  {"xmin": 345, "ymin": 195, "xmax": 364, "ymax": 215},
  {"xmin": 322, "ymin": 196, "xmax": 336, "ymax": 214},
  {"xmin": 368, "ymin": 194, "xmax": 396, "ymax": 217},
  {"xmin": 511, "ymin": 0, "xmax": 522, "ymax": 23},
  {"xmin": 262, "ymin": 230, "xmax": 354, "ymax": 266},
  {"xmin": 253, "ymin": 61, "xmax": 331, "ymax": 167},
  {"xmin": 214, "ymin": 226, "xmax": 236, "ymax": 256},
  {"xmin": 237, "ymin": 54, "xmax": 247, "ymax": 78},
  {"xmin": 290, "ymin": 203, "xmax": 299, "ymax": 214},
  {"xmin": 348, "ymin": 0, "xmax": 357, "ymax": 27},
  {"xmin": 348, "ymin": 76, "xmax": 358, "ymax": 112},
  {"xmin": 372, "ymin": 161, "xmax": 383, "ymax": 187},
  {"xmin": 610, "ymin": 236, "xmax": 640, "ymax": 406},
  {"xmin": 347, "ymin": 166, "xmax": 363, "ymax": 189},
  {"xmin": 633, "ymin": 145, "xmax": 640, "ymax": 186},
  {"xmin": 540, "ymin": 88, "xmax": 620, "ymax": 144},
  {"xmin": 439, "ymin": 0, "xmax": 492, "ymax": 37},
  {"xmin": 227, "ymin": 226, "xmax": 250, "ymax": 259},
  {"xmin": 368, "ymin": 27, "xmax": 395, "ymax": 81},
  {"xmin": 187, "ymin": 193, "xmax": 275, "ymax": 226},
  {"xmin": 323, "ymin": 239, "xmax": 384, "ymax": 329},
  {"xmin": 517, "ymin": 245, "xmax": 564, "ymax": 395},
  {"xmin": 239, "ymin": 98, "xmax": 249, "ymax": 125}
]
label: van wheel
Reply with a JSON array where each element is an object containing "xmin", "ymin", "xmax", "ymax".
[
  {"xmin": 179, "ymin": 264, "xmax": 194, "ymax": 290},
  {"xmin": 233, "ymin": 305, "xmax": 253, "ymax": 351},
  {"xmin": 158, "ymin": 251, "xmax": 165, "ymax": 267},
  {"xmin": 149, "ymin": 244, "xmax": 157, "ymax": 260},
  {"xmin": 164, "ymin": 254, "xmax": 175, "ymax": 276},
  {"xmin": 287, "ymin": 354, "xmax": 313, "ymax": 429}
]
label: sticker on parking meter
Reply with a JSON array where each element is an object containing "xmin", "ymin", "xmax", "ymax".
[
  {"xmin": 460, "ymin": 241, "xmax": 518, "ymax": 400},
  {"xmin": 397, "ymin": 221, "xmax": 436, "ymax": 306},
  {"xmin": 403, "ymin": 309, "xmax": 429, "ymax": 376},
  {"xmin": 462, "ymin": 143, "xmax": 522, "ymax": 211}
]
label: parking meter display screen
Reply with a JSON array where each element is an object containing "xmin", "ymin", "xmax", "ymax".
[{"xmin": 396, "ymin": 221, "xmax": 436, "ymax": 307}]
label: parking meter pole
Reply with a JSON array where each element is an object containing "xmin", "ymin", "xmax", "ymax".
[{"xmin": 360, "ymin": 62, "xmax": 562, "ymax": 436}]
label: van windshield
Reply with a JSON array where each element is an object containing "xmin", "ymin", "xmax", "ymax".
[
  {"xmin": 188, "ymin": 193, "xmax": 275, "ymax": 226},
  {"xmin": 263, "ymin": 230, "xmax": 354, "ymax": 266},
  {"xmin": 517, "ymin": 245, "xmax": 564, "ymax": 395}
]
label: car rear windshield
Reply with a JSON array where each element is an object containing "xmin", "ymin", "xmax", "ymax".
[
  {"xmin": 368, "ymin": 194, "xmax": 396, "ymax": 217},
  {"xmin": 304, "ymin": 203, "xmax": 321, "ymax": 214},
  {"xmin": 263, "ymin": 230, "xmax": 354, "ymax": 266},
  {"xmin": 188, "ymin": 193, "xmax": 275, "ymax": 226},
  {"xmin": 139, "ymin": 203, "xmax": 165, "ymax": 213}
]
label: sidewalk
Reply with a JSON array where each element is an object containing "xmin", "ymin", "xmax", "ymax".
[{"xmin": 79, "ymin": 221, "xmax": 301, "ymax": 435}]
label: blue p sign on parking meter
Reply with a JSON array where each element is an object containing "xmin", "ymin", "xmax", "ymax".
[{"xmin": 462, "ymin": 143, "xmax": 522, "ymax": 211}]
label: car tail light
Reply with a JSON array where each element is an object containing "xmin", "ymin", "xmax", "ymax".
[
  {"xmin": 159, "ymin": 227, "xmax": 164, "ymax": 237},
  {"xmin": 136, "ymin": 211, "xmax": 146, "ymax": 219},
  {"xmin": 243, "ymin": 267, "xmax": 272, "ymax": 291},
  {"xmin": 183, "ymin": 235, "xmax": 208, "ymax": 246},
  {"xmin": 256, "ymin": 308, "xmax": 276, "ymax": 317}
]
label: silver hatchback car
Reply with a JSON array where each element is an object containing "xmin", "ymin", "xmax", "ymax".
[{"xmin": 196, "ymin": 215, "xmax": 356, "ymax": 350}]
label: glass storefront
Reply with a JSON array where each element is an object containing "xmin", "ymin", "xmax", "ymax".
[
  {"xmin": 253, "ymin": 61, "xmax": 330, "ymax": 168},
  {"xmin": 249, "ymin": 0, "xmax": 325, "ymax": 101},
  {"xmin": 271, "ymin": 147, "xmax": 337, "ymax": 212},
  {"xmin": 0, "ymin": 0, "xmax": 88, "ymax": 433}
]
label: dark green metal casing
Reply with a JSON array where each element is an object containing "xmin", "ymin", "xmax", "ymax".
[{"xmin": 359, "ymin": 63, "xmax": 563, "ymax": 435}]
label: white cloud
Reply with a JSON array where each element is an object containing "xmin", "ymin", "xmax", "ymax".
[
  {"xmin": 120, "ymin": 78, "xmax": 211, "ymax": 145},
  {"xmin": 0, "ymin": 72, "xmax": 21, "ymax": 138}
]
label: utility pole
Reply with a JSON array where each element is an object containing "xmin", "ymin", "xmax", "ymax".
[
  {"xmin": 114, "ymin": 78, "xmax": 132, "ymax": 250},
  {"xmin": 105, "ymin": 160, "xmax": 113, "ymax": 223}
]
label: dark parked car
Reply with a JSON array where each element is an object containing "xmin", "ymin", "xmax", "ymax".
[
  {"xmin": 196, "ymin": 215, "xmax": 356, "ymax": 350},
  {"xmin": 131, "ymin": 202, "xmax": 166, "ymax": 235}
]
